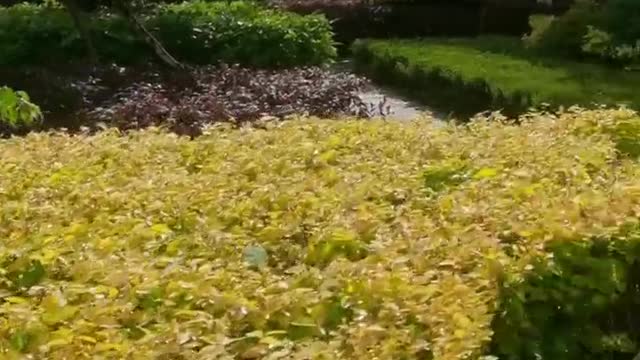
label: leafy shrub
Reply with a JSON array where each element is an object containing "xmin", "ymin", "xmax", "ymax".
[
  {"xmin": 0, "ymin": 1, "xmax": 336, "ymax": 67},
  {"xmin": 2, "ymin": 108, "xmax": 640, "ymax": 359},
  {"xmin": 493, "ymin": 229, "xmax": 640, "ymax": 360},
  {"xmin": 522, "ymin": 14, "xmax": 555, "ymax": 49},
  {"xmin": 528, "ymin": 0, "xmax": 640, "ymax": 66},
  {"xmin": 579, "ymin": 0, "xmax": 640, "ymax": 66},
  {"xmin": 149, "ymin": 1, "xmax": 335, "ymax": 67},
  {"xmin": 582, "ymin": 26, "xmax": 640, "ymax": 67},
  {"xmin": 601, "ymin": 0, "xmax": 640, "ymax": 45},
  {"xmin": 271, "ymin": 0, "xmax": 533, "ymax": 50},
  {"xmin": 0, "ymin": 86, "xmax": 42, "ymax": 130},
  {"xmin": 526, "ymin": 0, "xmax": 603, "ymax": 58}
]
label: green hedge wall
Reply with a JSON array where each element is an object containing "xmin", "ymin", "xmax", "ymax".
[{"xmin": 0, "ymin": 1, "xmax": 336, "ymax": 67}]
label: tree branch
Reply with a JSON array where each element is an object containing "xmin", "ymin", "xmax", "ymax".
[
  {"xmin": 113, "ymin": 0, "xmax": 185, "ymax": 69},
  {"xmin": 60, "ymin": 0, "xmax": 98, "ymax": 65}
]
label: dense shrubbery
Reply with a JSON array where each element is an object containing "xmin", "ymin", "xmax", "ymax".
[
  {"xmin": 0, "ymin": 1, "xmax": 336, "ymax": 67},
  {"xmin": 269, "ymin": 0, "xmax": 533, "ymax": 49},
  {"xmin": 527, "ymin": 0, "xmax": 640, "ymax": 67},
  {"xmin": 1, "ymin": 109, "xmax": 640, "ymax": 359},
  {"xmin": 524, "ymin": 0, "xmax": 602, "ymax": 58},
  {"xmin": 352, "ymin": 37, "xmax": 640, "ymax": 117}
]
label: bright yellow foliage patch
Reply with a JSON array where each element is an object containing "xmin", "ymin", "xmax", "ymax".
[{"xmin": 1, "ymin": 109, "xmax": 640, "ymax": 359}]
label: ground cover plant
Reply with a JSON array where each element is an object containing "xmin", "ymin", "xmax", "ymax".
[
  {"xmin": 0, "ymin": 1, "xmax": 336, "ymax": 67},
  {"xmin": 2, "ymin": 108, "xmax": 640, "ymax": 359},
  {"xmin": 0, "ymin": 65, "xmax": 373, "ymax": 136},
  {"xmin": 352, "ymin": 36, "xmax": 640, "ymax": 117}
]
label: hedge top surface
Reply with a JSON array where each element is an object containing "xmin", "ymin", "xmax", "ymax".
[
  {"xmin": 0, "ymin": 1, "xmax": 336, "ymax": 67},
  {"xmin": 1, "ymin": 110, "xmax": 640, "ymax": 359},
  {"xmin": 358, "ymin": 37, "xmax": 640, "ymax": 110}
]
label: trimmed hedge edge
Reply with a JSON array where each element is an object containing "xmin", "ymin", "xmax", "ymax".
[
  {"xmin": 351, "ymin": 39, "xmax": 535, "ymax": 118},
  {"xmin": 493, "ymin": 227, "xmax": 640, "ymax": 360}
]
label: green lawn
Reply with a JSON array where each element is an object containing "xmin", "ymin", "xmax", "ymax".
[{"xmin": 352, "ymin": 36, "xmax": 640, "ymax": 116}]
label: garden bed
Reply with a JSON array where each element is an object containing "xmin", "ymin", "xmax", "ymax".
[
  {"xmin": 352, "ymin": 36, "xmax": 640, "ymax": 117},
  {"xmin": 1, "ymin": 109, "xmax": 640, "ymax": 359},
  {"xmin": 1, "ymin": 64, "xmax": 378, "ymax": 136}
]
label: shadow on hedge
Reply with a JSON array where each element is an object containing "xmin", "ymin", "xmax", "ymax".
[
  {"xmin": 491, "ymin": 227, "xmax": 640, "ymax": 360},
  {"xmin": 351, "ymin": 40, "xmax": 533, "ymax": 119}
]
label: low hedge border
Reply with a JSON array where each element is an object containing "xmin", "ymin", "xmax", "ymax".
[
  {"xmin": 0, "ymin": 1, "xmax": 336, "ymax": 67},
  {"xmin": 351, "ymin": 37, "xmax": 640, "ymax": 118},
  {"xmin": 494, "ymin": 231, "xmax": 640, "ymax": 360},
  {"xmin": 351, "ymin": 38, "xmax": 533, "ymax": 118},
  {"xmin": 2, "ymin": 108, "xmax": 640, "ymax": 359}
]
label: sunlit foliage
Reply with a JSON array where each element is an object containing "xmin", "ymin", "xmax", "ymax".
[{"xmin": 1, "ymin": 109, "xmax": 640, "ymax": 359}]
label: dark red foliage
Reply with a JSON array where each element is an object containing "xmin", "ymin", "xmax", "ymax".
[
  {"xmin": 88, "ymin": 65, "xmax": 371, "ymax": 136},
  {"xmin": 2, "ymin": 64, "xmax": 374, "ymax": 137}
]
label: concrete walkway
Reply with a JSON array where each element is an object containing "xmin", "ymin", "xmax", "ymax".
[
  {"xmin": 332, "ymin": 59, "xmax": 444, "ymax": 121},
  {"xmin": 357, "ymin": 85, "xmax": 444, "ymax": 121}
]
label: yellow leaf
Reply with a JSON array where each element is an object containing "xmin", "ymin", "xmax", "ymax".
[
  {"xmin": 151, "ymin": 224, "xmax": 172, "ymax": 235},
  {"xmin": 95, "ymin": 343, "xmax": 126, "ymax": 352},
  {"xmin": 42, "ymin": 306, "xmax": 78, "ymax": 326},
  {"xmin": 166, "ymin": 239, "xmax": 182, "ymax": 256},
  {"xmin": 108, "ymin": 287, "xmax": 119, "ymax": 299},
  {"xmin": 453, "ymin": 312, "xmax": 472, "ymax": 327},
  {"xmin": 46, "ymin": 338, "xmax": 73, "ymax": 348},
  {"xmin": 454, "ymin": 329, "xmax": 467, "ymax": 339},
  {"xmin": 5, "ymin": 297, "xmax": 28, "ymax": 304},
  {"xmin": 473, "ymin": 167, "xmax": 499, "ymax": 179},
  {"xmin": 77, "ymin": 335, "xmax": 97, "ymax": 344}
]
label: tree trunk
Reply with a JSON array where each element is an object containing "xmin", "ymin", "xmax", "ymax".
[
  {"xmin": 478, "ymin": 2, "xmax": 489, "ymax": 34},
  {"xmin": 113, "ymin": 0, "xmax": 184, "ymax": 69},
  {"xmin": 60, "ymin": 0, "xmax": 98, "ymax": 65}
]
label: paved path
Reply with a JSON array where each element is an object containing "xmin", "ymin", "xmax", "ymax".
[
  {"xmin": 332, "ymin": 59, "xmax": 444, "ymax": 121},
  {"xmin": 357, "ymin": 86, "xmax": 444, "ymax": 121}
]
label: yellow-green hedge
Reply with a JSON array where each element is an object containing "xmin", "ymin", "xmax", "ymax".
[{"xmin": 1, "ymin": 109, "xmax": 640, "ymax": 359}]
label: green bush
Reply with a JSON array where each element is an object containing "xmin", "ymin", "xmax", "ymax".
[
  {"xmin": 149, "ymin": 1, "xmax": 335, "ymax": 67},
  {"xmin": 0, "ymin": 86, "xmax": 42, "ymax": 129},
  {"xmin": 602, "ymin": 0, "xmax": 640, "ymax": 44},
  {"xmin": 493, "ymin": 229, "xmax": 640, "ymax": 360},
  {"xmin": 0, "ymin": 1, "xmax": 336, "ymax": 67},
  {"xmin": 526, "ymin": 0, "xmax": 603, "ymax": 58},
  {"xmin": 581, "ymin": 0, "xmax": 640, "ymax": 66},
  {"xmin": 2, "ymin": 109, "xmax": 640, "ymax": 359},
  {"xmin": 529, "ymin": 0, "xmax": 640, "ymax": 66}
]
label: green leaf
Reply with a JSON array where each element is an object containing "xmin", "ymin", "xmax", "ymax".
[
  {"xmin": 15, "ymin": 260, "xmax": 45, "ymax": 289},
  {"xmin": 10, "ymin": 330, "xmax": 30, "ymax": 352},
  {"xmin": 42, "ymin": 306, "xmax": 78, "ymax": 326},
  {"xmin": 244, "ymin": 245, "xmax": 268, "ymax": 269}
]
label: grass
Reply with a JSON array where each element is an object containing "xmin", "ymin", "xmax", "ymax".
[
  {"xmin": 2, "ymin": 110, "xmax": 640, "ymax": 359},
  {"xmin": 352, "ymin": 36, "xmax": 640, "ymax": 117}
]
